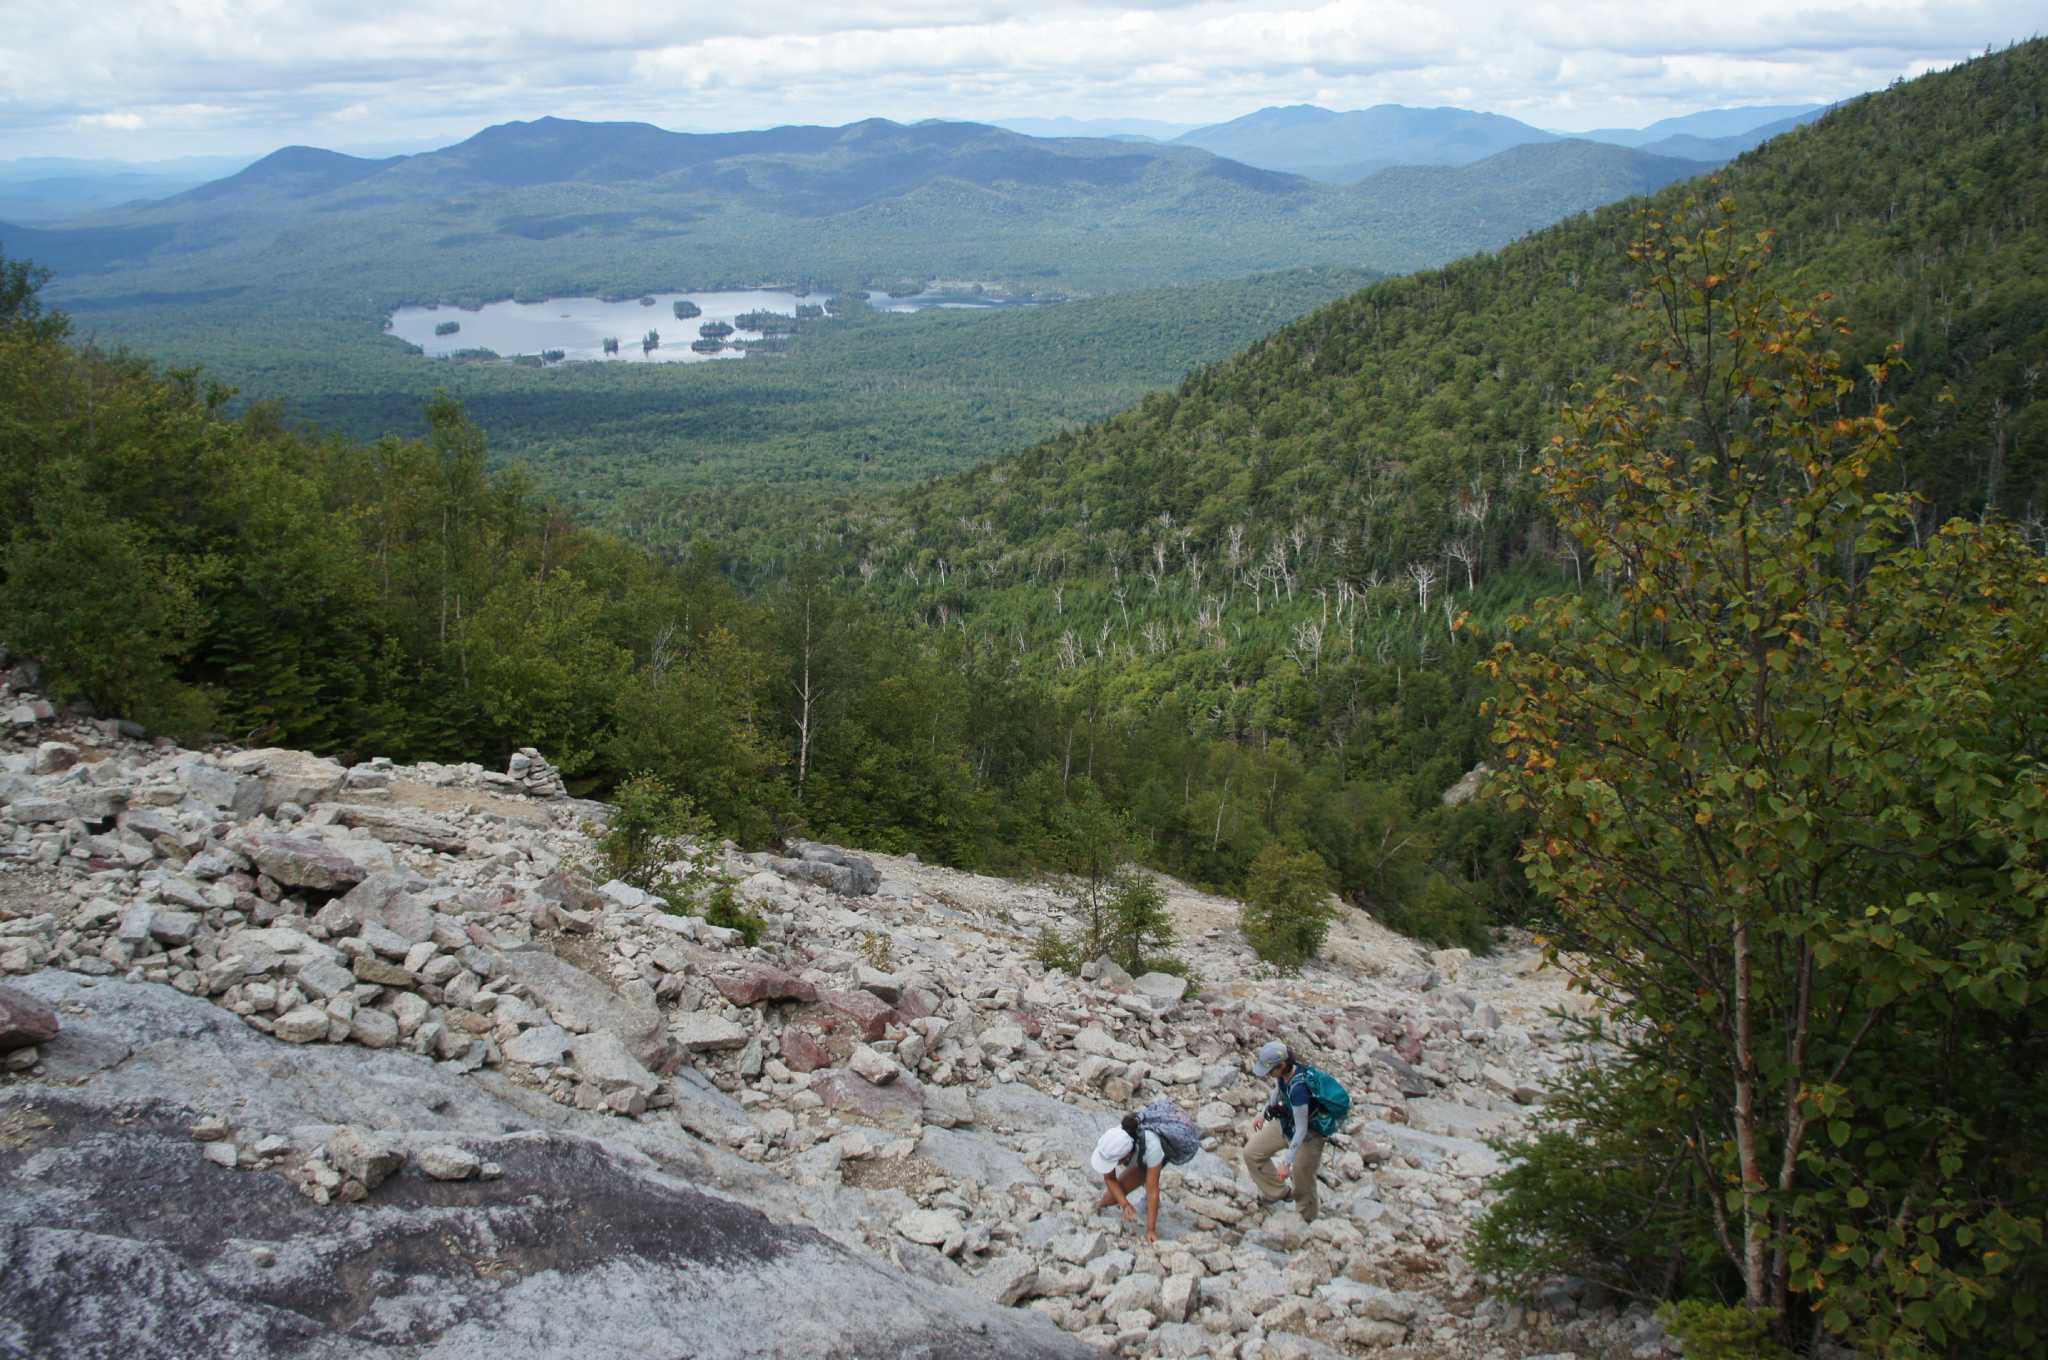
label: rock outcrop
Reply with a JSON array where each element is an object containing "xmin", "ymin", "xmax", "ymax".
[
  {"xmin": 0, "ymin": 974, "xmax": 1089, "ymax": 1360},
  {"xmin": 0, "ymin": 704, "xmax": 1664, "ymax": 1360}
]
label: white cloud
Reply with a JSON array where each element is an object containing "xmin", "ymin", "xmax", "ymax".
[{"xmin": 0, "ymin": 0, "xmax": 2037, "ymax": 156}]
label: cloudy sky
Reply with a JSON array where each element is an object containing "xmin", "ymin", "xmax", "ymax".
[{"xmin": 3, "ymin": 1, "xmax": 2039, "ymax": 161}]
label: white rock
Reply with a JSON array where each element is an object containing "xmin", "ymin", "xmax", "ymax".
[
  {"xmin": 273, "ymin": 1005, "xmax": 329, "ymax": 1043},
  {"xmin": 976, "ymin": 1255, "xmax": 1039, "ymax": 1307},
  {"xmin": 894, "ymin": 1209, "xmax": 962, "ymax": 1246},
  {"xmin": 417, "ymin": 1145, "xmax": 483, "ymax": 1181},
  {"xmin": 850, "ymin": 1044, "xmax": 899, "ymax": 1086},
  {"xmin": 671, "ymin": 1013, "xmax": 748, "ymax": 1052}
]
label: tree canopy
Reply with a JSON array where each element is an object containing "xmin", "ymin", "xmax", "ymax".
[{"xmin": 1477, "ymin": 198, "xmax": 2048, "ymax": 1357}]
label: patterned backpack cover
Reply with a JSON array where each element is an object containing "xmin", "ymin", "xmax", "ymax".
[{"xmin": 1136, "ymin": 1097, "xmax": 1202, "ymax": 1165}]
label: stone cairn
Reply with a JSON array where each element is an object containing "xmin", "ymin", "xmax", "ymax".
[{"xmin": 507, "ymin": 748, "xmax": 566, "ymax": 799}]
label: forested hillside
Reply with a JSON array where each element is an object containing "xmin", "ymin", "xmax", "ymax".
[
  {"xmin": 765, "ymin": 39, "xmax": 2048, "ymax": 937},
  {"xmin": 878, "ymin": 42, "xmax": 2045, "ymax": 588}
]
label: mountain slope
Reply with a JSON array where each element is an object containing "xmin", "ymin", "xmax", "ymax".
[
  {"xmin": 855, "ymin": 40, "xmax": 2047, "ymax": 668},
  {"xmin": 1174, "ymin": 103, "xmax": 1558, "ymax": 180},
  {"xmin": 1336, "ymin": 141, "xmax": 1711, "ymax": 265}
]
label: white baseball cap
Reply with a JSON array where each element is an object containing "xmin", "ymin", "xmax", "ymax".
[{"xmin": 1090, "ymin": 1127, "xmax": 1135, "ymax": 1175}]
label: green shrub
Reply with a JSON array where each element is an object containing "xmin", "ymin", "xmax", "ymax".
[
  {"xmin": 1468, "ymin": 1063, "xmax": 1732, "ymax": 1302},
  {"xmin": 1032, "ymin": 925, "xmax": 1082, "ymax": 973},
  {"xmin": 1656, "ymin": 1302, "xmax": 1795, "ymax": 1360},
  {"xmin": 1102, "ymin": 871, "xmax": 1175, "ymax": 975},
  {"xmin": 1034, "ymin": 869, "xmax": 1190, "ymax": 979},
  {"xmin": 593, "ymin": 772, "xmax": 739, "ymax": 926},
  {"xmin": 699, "ymin": 879, "xmax": 767, "ymax": 946},
  {"xmin": 1240, "ymin": 843, "xmax": 1336, "ymax": 968}
]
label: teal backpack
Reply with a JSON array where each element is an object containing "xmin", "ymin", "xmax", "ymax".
[{"xmin": 1299, "ymin": 1065, "xmax": 1351, "ymax": 1138}]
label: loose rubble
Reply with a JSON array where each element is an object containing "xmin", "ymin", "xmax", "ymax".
[{"xmin": 0, "ymin": 681, "xmax": 1673, "ymax": 1360}]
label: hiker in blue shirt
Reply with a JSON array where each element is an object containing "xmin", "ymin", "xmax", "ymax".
[{"xmin": 1241, "ymin": 1040, "xmax": 1324, "ymax": 1223}]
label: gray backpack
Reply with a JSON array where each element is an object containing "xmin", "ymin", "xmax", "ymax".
[{"xmin": 1137, "ymin": 1097, "xmax": 1201, "ymax": 1166}]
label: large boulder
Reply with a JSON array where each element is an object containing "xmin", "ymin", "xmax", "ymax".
[
  {"xmin": 495, "ymin": 945, "xmax": 677, "ymax": 1075},
  {"xmin": 1131, "ymin": 972, "xmax": 1189, "ymax": 1009},
  {"xmin": 569, "ymin": 1031, "xmax": 663, "ymax": 1096},
  {"xmin": 213, "ymin": 927, "xmax": 341, "ymax": 980},
  {"xmin": 813, "ymin": 989, "xmax": 895, "ymax": 1042},
  {"xmin": 219, "ymin": 748, "xmax": 346, "ymax": 814},
  {"xmin": 318, "ymin": 804, "xmax": 467, "ymax": 853},
  {"xmin": 501, "ymin": 1024, "xmax": 575, "ymax": 1067},
  {"xmin": 1371, "ymin": 1049, "xmax": 1431, "ymax": 1099},
  {"xmin": 810, "ymin": 1068, "xmax": 926, "ymax": 1129},
  {"xmin": 240, "ymin": 833, "xmax": 369, "ymax": 892},
  {"xmin": 669, "ymin": 1013, "xmax": 749, "ymax": 1054},
  {"xmin": 779, "ymin": 1028, "xmax": 837, "ymax": 1074},
  {"xmin": 323, "ymin": 870, "xmax": 435, "ymax": 943},
  {"xmin": 171, "ymin": 756, "xmax": 265, "ymax": 818},
  {"xmin": 768, "ymin": 841, "xmax": 881, "ymax": 896},
  {"xmin": 714, "ymin": 966, "xmax": 818, "ymax": 1008}
]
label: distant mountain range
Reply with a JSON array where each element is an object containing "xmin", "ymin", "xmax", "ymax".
[
  {"xmin": 1571, "ymin": 103, "xmax": 1824, "ymax": 146},
  {"xmin": 8, "ymin": 114, "xmax": 1716, "ymax": 297},
  {"xmin": 0, "ymin": 110, "xmax": 1732, "ymax": 474},
  {"xmin": 988, "ymin": 116, "xmax": 1196, "ymax": 141},
  {"xmin": 1173, "ymin": 103, "xmax": 1563, "ymax": 180},
  {"xmin": 1165, "ymin": 101, "xmax": 1828, "ymax": 182},
  {"xmin": 0, "ymin": 100, "xmax": 1829, "ymax": 223}
]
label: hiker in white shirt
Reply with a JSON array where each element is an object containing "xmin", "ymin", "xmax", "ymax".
[{"xmin": 1091, "ymin": 1113, "xmax": 1168, "ymax": 1243}]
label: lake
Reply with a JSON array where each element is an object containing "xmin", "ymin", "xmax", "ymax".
[{"xmin": 386, "ymin": 286, "xmax": 1051, "ymax": 364}]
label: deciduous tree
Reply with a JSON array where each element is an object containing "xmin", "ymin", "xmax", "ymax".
[{"xmin": 1486, "ymin": 199, "xmax": 2048, "ymax": 1354}]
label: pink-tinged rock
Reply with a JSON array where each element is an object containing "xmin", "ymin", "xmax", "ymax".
[
  {"xmin": 715, "ymin": 966, "xmax": 818, "ymax": 1008},
  {"xmin": 536, "ymin": 870, "xmax": 605, "ymax": 913},
  {"xmin": 1008, "ymin": 1009, "xmax": 1043, "ymax": 1040},
  {"xmin": 241, "ymin": 834, "xmax": 368, "ymax": 892},
  {"xmin": 817, "ymin": 989, "xmax": 895, "ymax": 1041},
  {"xmin": 0, "ymin": 985, "xmax": 60, "ymax": 1052},
  {"xmin": 779, "ymin": 1028, "xmax": 836, "ymax": 1074},
  {"xmin": 811, "ymin": 1068, "xmax": 925, "ymax": 1129},
  {"xmin": 893, "ymin": 987, "xmax": 940, "ymax": 1022}
]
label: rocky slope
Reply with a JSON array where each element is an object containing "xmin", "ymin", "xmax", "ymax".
[{"xmin": 0, "ymin": 681, "xmax": 1674, "ymax": 1360}]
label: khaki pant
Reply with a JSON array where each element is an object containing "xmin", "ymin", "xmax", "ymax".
[{"xmin": 1242, "ymin": 1119, "xmax": 1323, "ymax": 1223}]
